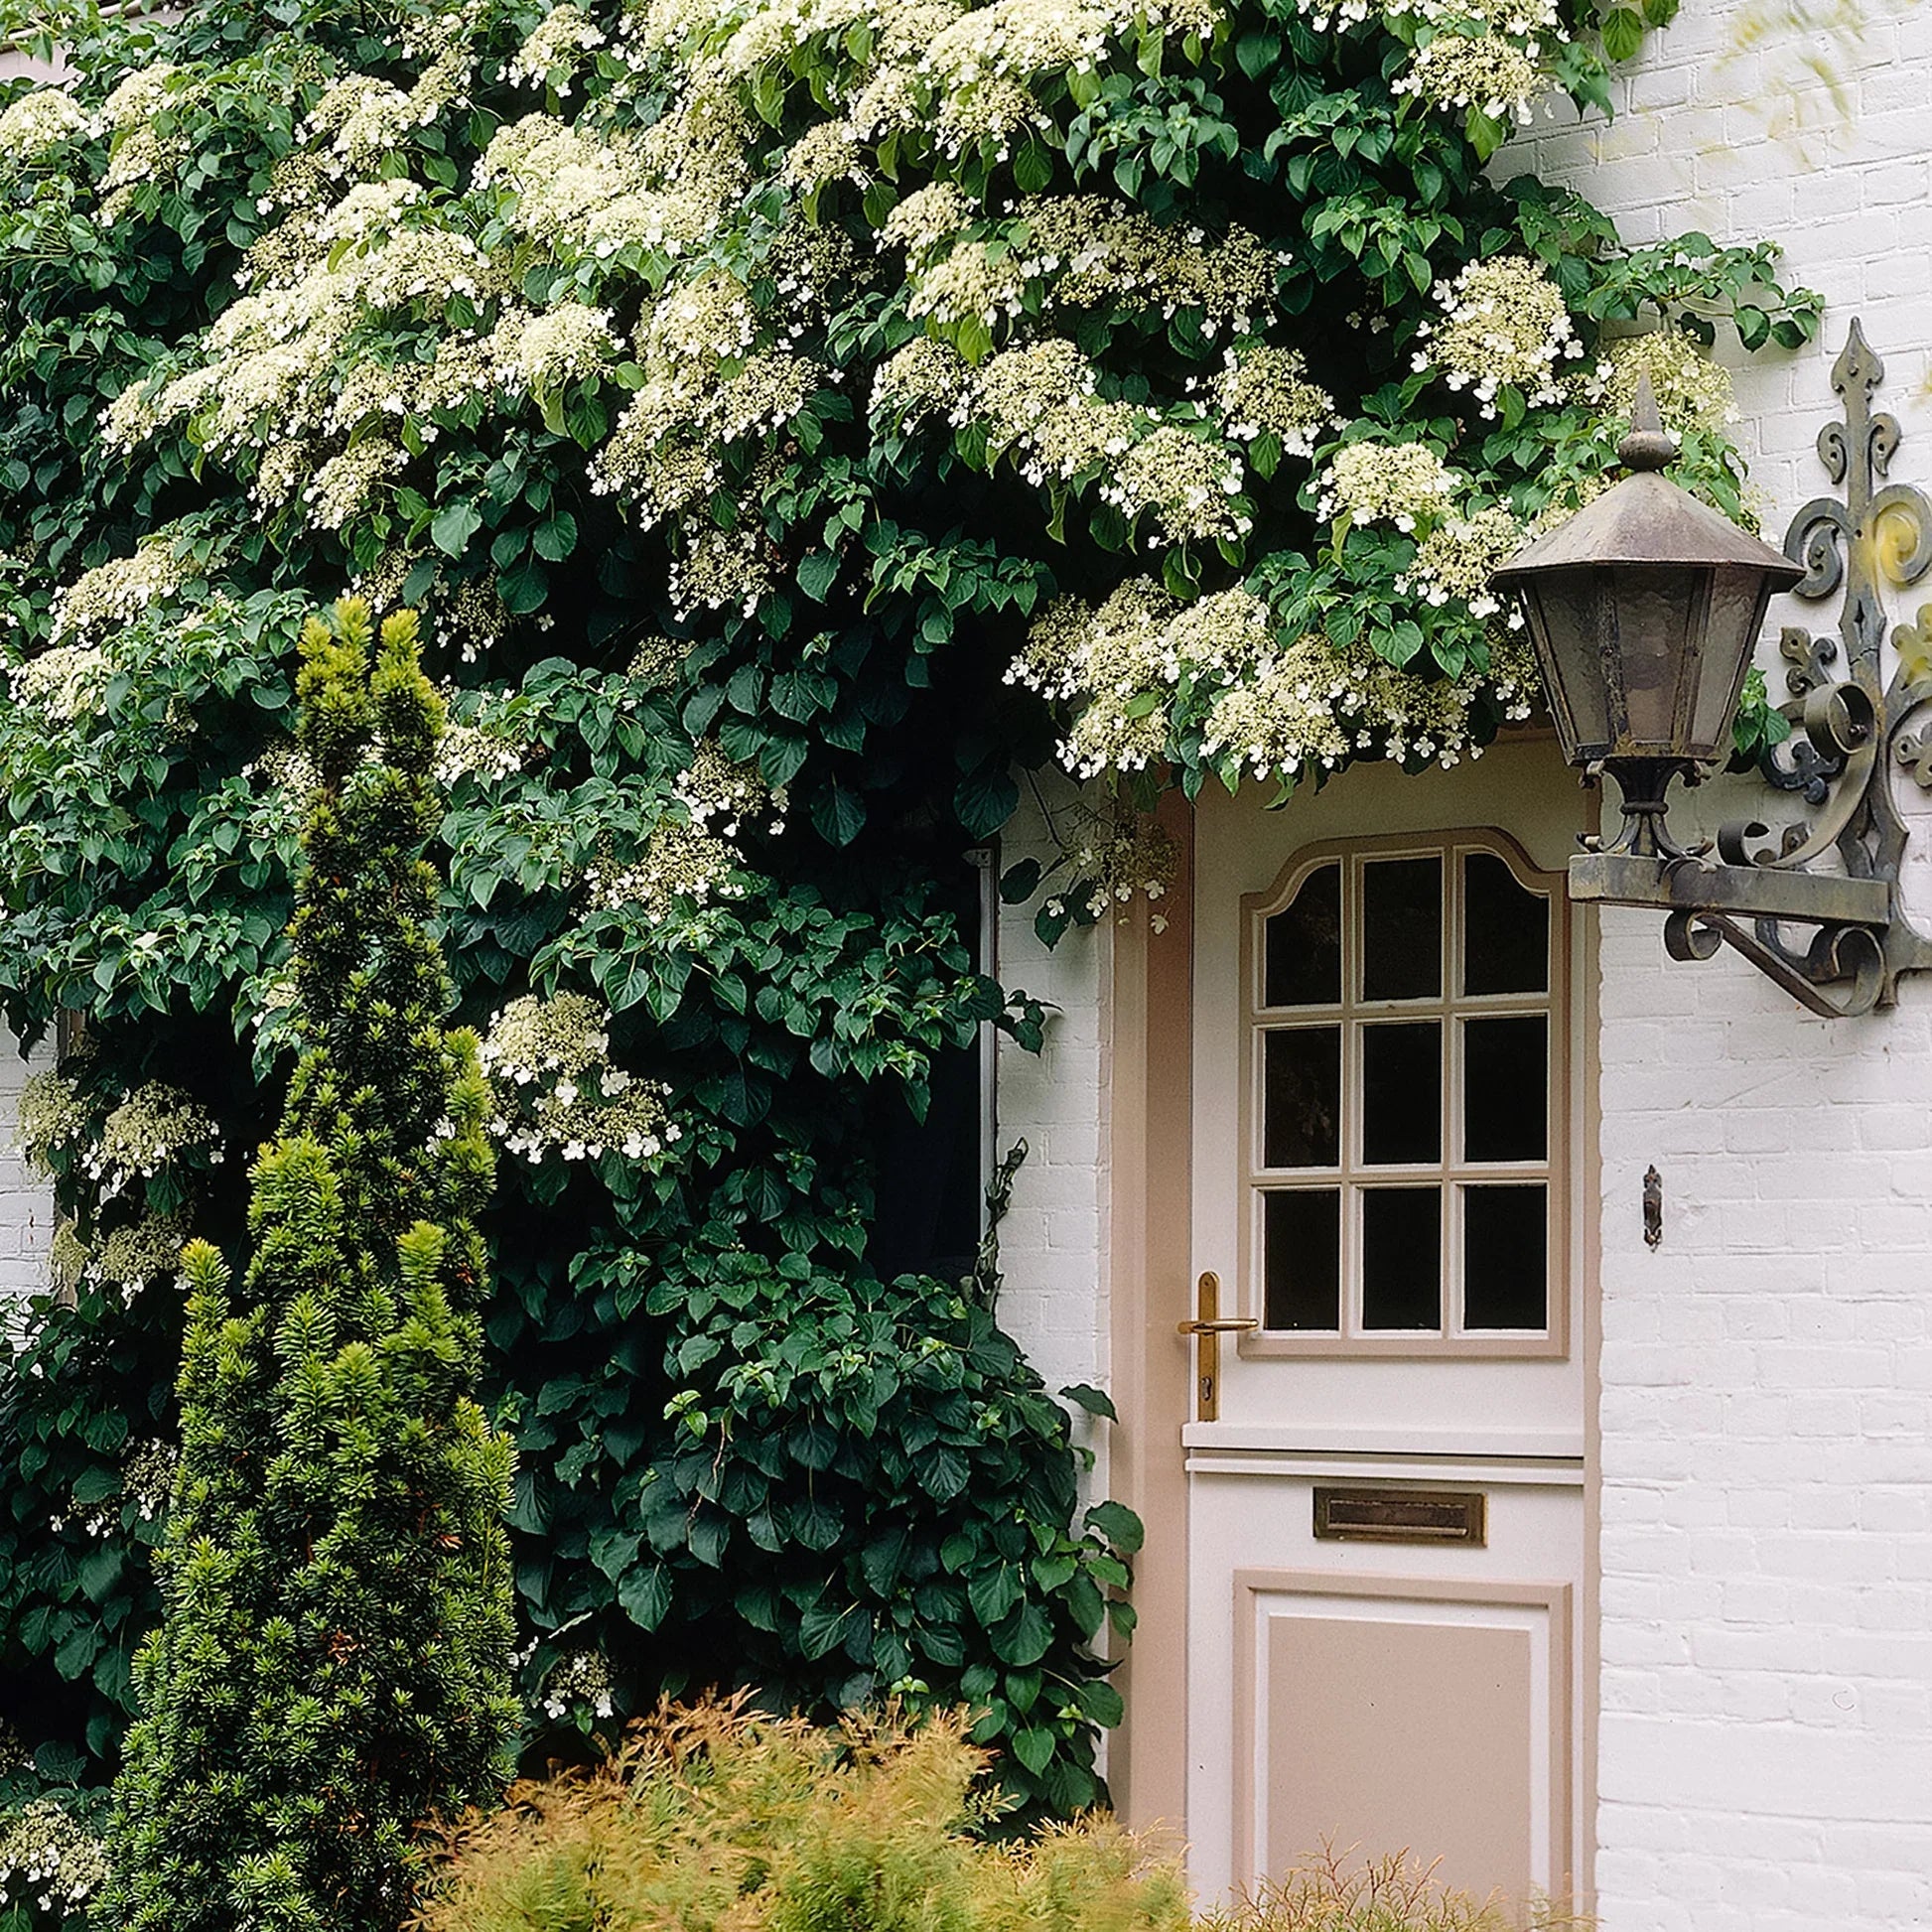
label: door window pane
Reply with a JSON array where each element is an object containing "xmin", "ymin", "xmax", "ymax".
[
  {"xmin": 1463, "ymin": 1184, "xmax": 1548, "ymax": 1329},
  {"xmin": 1463, "ymin": 852, "xmax": 1549, "ymax": 996},
  {"xmin": 1361, "ymin": 856, "xmax": 1442, "ymax": 1002},
  {"xmin": 1361, "ymin": 1188, "xmax": 1441, "ymax": 1329},
  {"xmin": 1263, "ymin": 1028, "xmax": 1341, "ymax": 1169},
  {"xmin": 1361, "ymin": 1022, "xmax": 1441, "ymax": 1165},
  {"xmin": 1265, "ymin": 863, "xmax": 1342, "ymax": 1008},
  {"xmin": 1464, "ymin": 1016, "xmax": 1548, "ymax": 1163},
  {"xmin": 1265, "ymin": 1190, "xmax": 1341, "ymax": 1330}
]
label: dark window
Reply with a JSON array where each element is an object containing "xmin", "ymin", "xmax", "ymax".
[
  {"xmin": 1265, "ymin": 862, "xmax": 1342, "ymax": 1008},
  {"xmin": 1264, "ymin": 1027, "xmax": 1341, "ymax": 1169},
  {"xmin": 1265, "ymin": 1189, "xmax": 1341, "ymax": 1330},
  {"xmin": 1463, "ymin": 1184, "xmax": 1549, "ymax": 1329},
  {"xmin": 1361, "ymin": 856, "xmax": 1441, "ymax": 1002},
  {"xmin": 871, "ymin": 852, "xmax": 992, "ymax": 1281}
]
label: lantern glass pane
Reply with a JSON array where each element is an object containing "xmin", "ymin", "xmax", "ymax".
[
  {"xmin": 1610, "ymin": 564, "xmax": 1702, "ymax": 750},
  {"xmin": 1523, "ymin": 571, "xmax": 1611, "ymax": 759},
  {"xmin": 1690, "ymin": 567, "xmax": 1772, "ymax": 756}
]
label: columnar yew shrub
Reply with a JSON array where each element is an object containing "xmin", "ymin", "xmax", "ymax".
[{"xmin": 103, "ymin": 602, "xmax": 517, "ymax": 1932}]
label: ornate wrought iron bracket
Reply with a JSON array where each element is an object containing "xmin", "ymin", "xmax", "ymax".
[{"xmin": 1569, "ymin": 320, "xmax": 1932, "ymax": 1018}]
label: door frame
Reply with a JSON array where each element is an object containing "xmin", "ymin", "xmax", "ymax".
[{"xmin": 1103, "ymin": 779, "xmax": 1602, "ymax": 1912}]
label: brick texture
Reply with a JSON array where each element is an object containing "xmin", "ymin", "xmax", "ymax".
[
  {"xmin": 995, "ymin": 782, "xmax": 1113, "ymax": 1506},
  {"xmin": 0, "ymin": 1031, "xmax": 56, "ymax": 1320}
]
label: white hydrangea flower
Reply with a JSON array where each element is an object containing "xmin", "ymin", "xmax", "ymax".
[
  {"xmin": 491, "ymin": 302, "xmax": 620, "ymax": 392},
  {"xmin": 1413, "ymin": 254, "xmax": 1581, "ymax": 415},
  {"xmin": 482, "ymin": 992, "xmax": 683, "ymax": 1163},
  {"xmin": 507, "ymin": 3, "xmax": 609, "ymax": 91},
  {"xmin": 0, "ymin": 87, "xmax": 87, "ymax": 168},
  {"xmin": 50, "ymin": 538, "xmax": 190, "ymax": 640},
  {"xmin": 11, "ymin": 643, "xmax": 110, "ymax": 718},
  {"xmin": 1317, "ymin": 438, "xmax": 1459, "ymax": 532}
]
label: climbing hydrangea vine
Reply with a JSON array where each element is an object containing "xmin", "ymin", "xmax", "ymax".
[{"xmin": 0, "ymin": 0, "xmax": 1816, "ymax": 1845}]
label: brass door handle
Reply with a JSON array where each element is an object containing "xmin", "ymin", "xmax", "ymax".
[{"xmin": 1179, "ymin": 1272, "xmax": 1253, "ymax": 1422}]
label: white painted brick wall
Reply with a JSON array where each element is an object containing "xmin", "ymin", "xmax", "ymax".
[
  {"xmin": 0, "ymin": 1032, "xmax": 56, "ymax": 1315},
  {"xmin": 1507, "ymin": 5, "xmax": 1932, "ymax": 1925},
  {"xmin": 995, "ymin": 781, "xmax": 1112, "ymax": 1502}
]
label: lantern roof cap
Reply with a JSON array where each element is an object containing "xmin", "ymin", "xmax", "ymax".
[{"xmin": 1491, "ymin": 374, "xmax": 1805, "ymax": 590}]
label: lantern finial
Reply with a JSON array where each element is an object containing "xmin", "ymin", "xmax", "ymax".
[{"xmin": 1617, "ymin": 371, "xmax": 1676, "ymax": 474}]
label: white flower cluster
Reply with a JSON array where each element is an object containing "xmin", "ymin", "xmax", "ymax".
[
  {"xmin": 50, "ymin": 1219, "xmax": 88, "ymax": 1300},
  {"xmin": 1395, "ymin": 503, "xmax": 1525, "ymax": 622},
  {"xmin": 1014, "ymin": 573, "xmax": 1539, "ymax": 784},
  {"xmin": 1069, "ymin": 808, "xmax": 1178, "ymax": 920},
  {"xmin": 1012, "ymin": 579, "xmax": 1274, "ymax": 775},
  {"xmin": 897, "ymin": 332, "xmax": 1250, "ymax": 538},
  {"xmin": 482, "ymin": 991, "xmax": 683, "ymax": 1163},
  {"xmin": 540, "ymin": 1645, "xmax": 617, "ymax": 1719},
  {"xmin": 1578, "ymin": 327, "xmax": 1736, "ymax": 436},
  {"xmin": 872, "ymin": 335, "xmax": 971, "ymax": 426},
  {"xmin": 589, "ymin": 327, "xmax": 823, "ymax": 536},
  {"xmin": 0, "ymin": 1800, "xmax": 110, "ymax": 1916},
  {"xmin": 1393, "ymin": 28, "xmax": 1543, "ymax": 122},
  {"xmin": 668, "ymin": 523, "xmax": 778, "ymax": 621},
  {"xmin": 435, "ymin": 705, "xmax": 532, "ymax": 785},
  {"xmin": 508, "ymin": 3, "xmax": 609, "ymax": 90},
  {"xmin": 960, "ymin": 336, "xmax": 1133, "ymax": 483},
  {"xmin": 16, "ymin": 1070, "xmax": 88, "ymax": 1173},
  {"xmin": 920, "ymin": 0, "xmax": 1216, "ymax": 110},
  {"xmin": 121, "ymin": 1438, "xmax": 180, "ymax": 1522},
  {"xmin": 628, "ymin": 633, "xmax": 694, "ymax": 687},
  {"xmin": 313, "ymin": 177, "xmax": 427, "ymax": 248},
  {"xmin": 11, "ymin": 643, "xmax": 110, "ymax": 719},
  {"xmin": 585, "ymin": 815, "xmax": 749, "ymax": 922},
  {"xmin": 304, "ymin": 54, "xmax": 471, "ymax": 180},
  {"xmin": 1101, "ymin": 423, "xmax": 1249, "ymax": 547},
  {"xmin": 492, "ymin": 302, "xmax": 620, "ymax": 394},
  {"xmin": 1294, "ymin": 0, "xmax": 1554, "ymax": 36},
  {"xmin": 305, "ymin": 441, "xmax": 407, "ymax": 530},
  {"xmin": 1201, "ymin": 343, "xmax": 1334, "ymax": 453},
  {"xmin": 898, "ymin": 194, "xmax": 1283, "ymax": 339},
  {"xmin": 1414, "ymin": 255, "xmax": 1581, "ymax": 415},
  {"xmin": 715, "ymin": 0, "xmax": 874, "ymax": 75},
  {"xmin": 85, "ymin": 1082, "xmax": 221, "ymax": 1200},
  {"xmin": 244, "ymin": 738, "xmax": 324, "ymax": 827},
  {"xmin": 673, "ymin": 738, "xmax": 783, "ymax": 836},
  {"xmin": 1317, "ymin": 438, "xmax": 1459, "ymax": 532},
  {"xmin": 0, "ymin": 86, "xmax": 86, "ymax": 167},
  {"xmin": 98, "ymin": 62, "xmax": 179, "ymax": 135},
  {"xmin": 784, "ymin": 119, "xmax": 868, "ymax": 192},
  {"xmin": 89, "ymin": 1216, "xmax": 188, "ymax": 1305},
  {"xmin": 477, "ymin": 107, "xmax": 743, "ymax": 263},
  {"xmin": 1201, "ymin": 629, "xmax": 1535, "ymax": 777},
  {"xmin": 49, "ymin": 539, "xmax": 189, "ymax": 641},
  {"xmin": 879, "ymin": 181, "xmax": 975, "ymax": 257}
]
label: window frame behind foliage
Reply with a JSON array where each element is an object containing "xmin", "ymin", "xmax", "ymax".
[{"xmin": 1235, "ymin": 828, "xmax": 1570, "ymax": 1360}]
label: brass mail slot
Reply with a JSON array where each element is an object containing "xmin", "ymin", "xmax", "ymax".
[{"xmin": 1312, "ymin": 1486, "xmax": 1486, "ymax": 1546}]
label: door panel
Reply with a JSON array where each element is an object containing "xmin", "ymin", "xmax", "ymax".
[
  {"xmin": 1182, "ymin": 747, "xmax": 1592, "ymax": 1910},
  {"xmin": 1236, "ymin": 1575, "xmax": 1571, "ymax": 1899}
]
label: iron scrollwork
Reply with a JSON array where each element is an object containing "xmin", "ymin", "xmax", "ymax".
[{"xmin": 1657, "ymin": 320, "xmax": 1932, "ymax": 1018}]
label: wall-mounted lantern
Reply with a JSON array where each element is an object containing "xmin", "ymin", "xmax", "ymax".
[{"xmin": 1491, "ymin": 321, "xmax": 1932, "ymax": 1018}]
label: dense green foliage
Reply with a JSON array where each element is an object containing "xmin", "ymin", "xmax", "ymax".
[
  {"xmin": 412, "ymin": 1698, "xmax": 1188, "ymax": 1932},
  {"xmin": 0, "ymin": 0, "xmax": 1813, "ymax": 1844},
  {"xmin": 102, "ymin": 602, "xmax": 517, "ymax": 1930}
]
